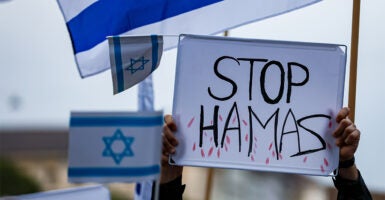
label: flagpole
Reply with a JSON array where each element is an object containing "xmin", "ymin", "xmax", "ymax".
[{"xmin": 348, "ymin": 0, "xmax": 361, "ymax": 122}]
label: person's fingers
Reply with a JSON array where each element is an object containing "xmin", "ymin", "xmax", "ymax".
[
  {"xmin": 163, "ymin": 117, "xmax": 179, "ymax": 147},
  {"xmin": 336, "ymin": 107, "xmax": 350, "ymax": 123},
  {"xmin": 333, "ymin": 118, "xmax": 352, "ymax": 138},
  {"xmin": 164, "ymin": 115, "xmax": 177, "ymax": 131},
  {"xmin": 335, "ymin": 123, "xmax": 359, "ymax": 147},
  {"xmin": 162, "ymin": 134, "xmax": 176, "ymax": 155},
  {"xmin": 344, "ymin": 128, "xmax": 360, "ymax": 146}
]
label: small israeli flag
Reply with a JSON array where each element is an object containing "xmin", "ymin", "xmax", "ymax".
[
  {"xmin": 108, "ymin": 35, "xmax": 163, "ymax": 94},
  {"xmin": 68, "ymin": 111, "xmax": 163, "ymax": 183}
]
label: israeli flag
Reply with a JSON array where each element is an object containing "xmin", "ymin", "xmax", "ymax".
[
  {"xmin": 68, "ymin": 111, "xmax": 163, "ymax": 183},
  {"xmin": 108, "ymin": 35, "xmax": 163, "ymax": 94},
  {"xmin": 56, "ymin": 0, "xmax": 322, "ymax": 78}
]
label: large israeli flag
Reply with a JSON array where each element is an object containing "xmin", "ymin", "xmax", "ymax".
[
  {"xmin": 68, "ymin": 111, "xmax": 163, "ymax": 183},
  {"xmin": 56, "ymin": 0, "xmax": 322, "ymax": 78}
]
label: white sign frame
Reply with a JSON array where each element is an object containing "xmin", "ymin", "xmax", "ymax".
[{"xmin": 171, "ymin": 34, "xmax": 346, "ymax": 176}]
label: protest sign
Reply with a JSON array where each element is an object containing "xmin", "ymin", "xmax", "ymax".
[
  {"xmin": 171, "ymin": 35, "xmax": 346, "ymax": 176},
  {"xmin": 68, "ymin": 111, "xmax": 163, "ymax": 183}
]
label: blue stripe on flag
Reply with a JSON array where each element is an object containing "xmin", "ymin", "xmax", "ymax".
[
  {"xmin": 70, "ymin": 115, "xmax": 163, "ymax": 127},
  {"xmin": 150, "ymin": 35, "xmax": 158, "ymax": 72},
  {"xmin": 67, "ymin": 0, "xmax": 222, "ymax": 53},
  {"xmin": 112, "ymin": 36, "xmax": 124, "ymax": 93},
  {"xmin": 68, "ymin": 165, "xmax": 160, "ymax": 177}
]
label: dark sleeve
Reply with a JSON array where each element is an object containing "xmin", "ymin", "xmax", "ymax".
[
  {"xmin": 157, "ymin": 176, "xmax": 185, "ymax": 200},
  {"xmin": 333, "ymin": 170, "xmax": 373, "ymax": 200}
]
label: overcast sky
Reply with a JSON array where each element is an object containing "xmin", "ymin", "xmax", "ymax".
[{"xmin": 0, "ymin": 0, "xmax": 384, "ymax": 192}]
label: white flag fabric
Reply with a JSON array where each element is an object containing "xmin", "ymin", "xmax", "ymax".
[
  {"xmin": 56, "ymin": 0, "xmax": 322, "ymax": 78},
  {"xmin": 4, "ymin": 185, "xmax": 110, "ymax": 200},
  {"xmin": 68, "ymin": 111, "xmax": 163, "ymax": 183},
  {"xmin": 108, "ymin": 36, "xmax": 163, "ymax": 94}
]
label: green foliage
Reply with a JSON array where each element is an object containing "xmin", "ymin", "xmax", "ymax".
[{"xmin": 0, "ymin": 157, "xmax": 41, "ymax": 197}]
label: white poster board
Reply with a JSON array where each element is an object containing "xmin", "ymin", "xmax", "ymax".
[{"xmin": 171, "ymin": 35, "xmax": 346, "ymax": 176}]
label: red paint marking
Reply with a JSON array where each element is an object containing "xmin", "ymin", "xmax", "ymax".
[
  {"xmin": 225, "ymin": 144, "xmax": 228, "ymax": 152},
  {"xmin": 303, "ymin": 156, "xmax": 308, "ymax": 163},
  {"xmin": 211, "ymin": 120, "xmax": 213, "ymax": 125},
  {"xmin": 242, "ymin": 119, "xmax": 248, "ymax": 126},
  {"xmin": 245, "ymin": 134, "xmax": 249, "ymax": 142},
  {"xmin": 210, "ymin": 137, "xmax": 213, "ymax": 142},
  {"xmin": 268, "ymin": 142, "xmax": 273, "ymax": 150},
  {"xmin": 327, "ymin": 142, "xmax": 332, "ymax": 150},
  {"xmin": 192, "ymin": 143, "xmax": 196, "ymax": 151},
  {"xmin": 232, "ymin": 116, "xmax": 237, "ymax": 124},
  {"xmin": 208, "ymin": 147, "xmax": 214, "ymax": 157},
  {"xmin": 219, "ymin": 115, "xmax": 223, "ymax": 121},
  {"xmin": 254, "ymin": 143, "xmax": 257, "ymax": 149},
  {"xmin": 254, "ymin": 136, "xmax": 257, "ymax": 142},
  {"xmin": 320, "ymin": 165, "xmax": 325, "ymax": 173},
  {"xmin": 279, "ymin": 153, "xmax": 283, "ymax": 160},
  {"xmin": 324, "ymin": 158, "xmax": 329, "ymax": 166},
  {"xmin": 265, "ymin": 158, "xmax": 270, "ymax": 165},
  {"xmin": 204, "ymin": 132, "xmax": 207, "ymax": 137},
  {"xmin": 272, "ymin": 151, "xmax": 276, "ymax": 157},
  {"xmin": 201, "ymin": 149, "xmax": 205, "ymax": 158},
  {"xmin": 251, "ymin": 155, "xmax": 255, "ymax": 161},
  {"xmin": 187, "ymin": 117, "xmax": 195, "ymax": 128},
  {"xmin": 226, "ymin": 135, "xmax": 231, "ymax": 144},
  {"xmin": 328, "ymin": 121, "xmax": 332, "ymax": 128},
  {"xmin": 217, "ymin": 149, "xmax": 221, "ymax": 158}
]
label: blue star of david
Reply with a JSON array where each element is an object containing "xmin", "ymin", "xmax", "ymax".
[
  {"xmin": 102, "ymin": 129, "xmax": 134, "ymax": 165},
  {"xmin": 126, "ymin": 56, "xmax": 149, "ymax": 74}
]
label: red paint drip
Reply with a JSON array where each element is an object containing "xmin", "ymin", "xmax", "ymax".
[
  {"xmin": 219, "ymin": 115, "xmax": 223, "ymax": 121},
  {"xmin": 245, "ymin": 134, "xmax": 249, "ymax": 142},
  {"xmin": 201, "ymin": 149, "xmax": 205, "ymax": 158},
  {"xmin": 192, "ymin": 143, "xmax": 196, "ymax": 151},
  {"xmin": 251, "ymin": 155, "xmax": 255, "ymax": 161},
  {"xmin": 320, "ymin": 165, "xmax": 325, "ymax": 173},
  {"xmin": 217, "ymin": 149, "xmax": 221, "ymax": 158},
  {"xmin": 187, "ymin": 117, "xmax": 195, "ymax": 128},
  {"xmin": 327, "ymin": 142, "xmax": 332, "ymax": 150},
  {"xmin": 225, "ymin": 144, "xmax": 228, "ymax": 152},
  {"xmin": 328, "ymin": 121, "xmax": 332, "ymax": 128},
  {"xmin": 210, "ymin": 137, "xmax": 213, "ymax": 142},
  {"xmin": 279, "ymin": 153, "xmax": 283, "ymax": 160},
  {"xmin": 204, "ymin": 132, "xmax": 207, "ymax": 137},
  {"xmin": 208, "ymin": 147, "xmax": 214, "ymax": 157},
  {"xmin": 324, "ymin": 158, "xmax": 329, "ymax": 166},
  {"xmin": 265, "ymin": 158, "xmax": 270, "ymax": 165},
  {"xmin": 303, "ymin": 156, "xmax": 308, "ymax": 163},
  {"xmin": 242, "ymin": 119, "xmax": 248, "ymax": 126},
  {"xmin": 269, "ymin": 142, "xmax": 273, "ymax": 150},
  {"xmin": 226, "ymin": 135, "xmax": 231, "ymax": 144},
  {"xmin": 254, "ymin": 137, "xmax": 257, "ymax": 142},
  {"xmin": 211, "ymin": 120, "xmax": 213, "ymax": 125},
  {"xmin": 232, "ymin": 116, "xmax": 237, "ymax": 124},
  {"xmin": 254, "ymin": 143, "xmax": 257, "ymax": 149},
  {"xmin": 272, "ymin": 151, "xmax": 276, "ymax": 157}
]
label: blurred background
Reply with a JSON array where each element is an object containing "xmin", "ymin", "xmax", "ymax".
[{"xmin": 1, "ymin": 0, "xmax": 384, "ymax": 199}]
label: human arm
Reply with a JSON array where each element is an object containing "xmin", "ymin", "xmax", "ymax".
[
  {"xmin": 158, "ymin": 115, "xmax": 184, "ymax": 200},
  {"xmin": 332, "ymin": 107, "xmax": 372, "ymax": 200}
]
